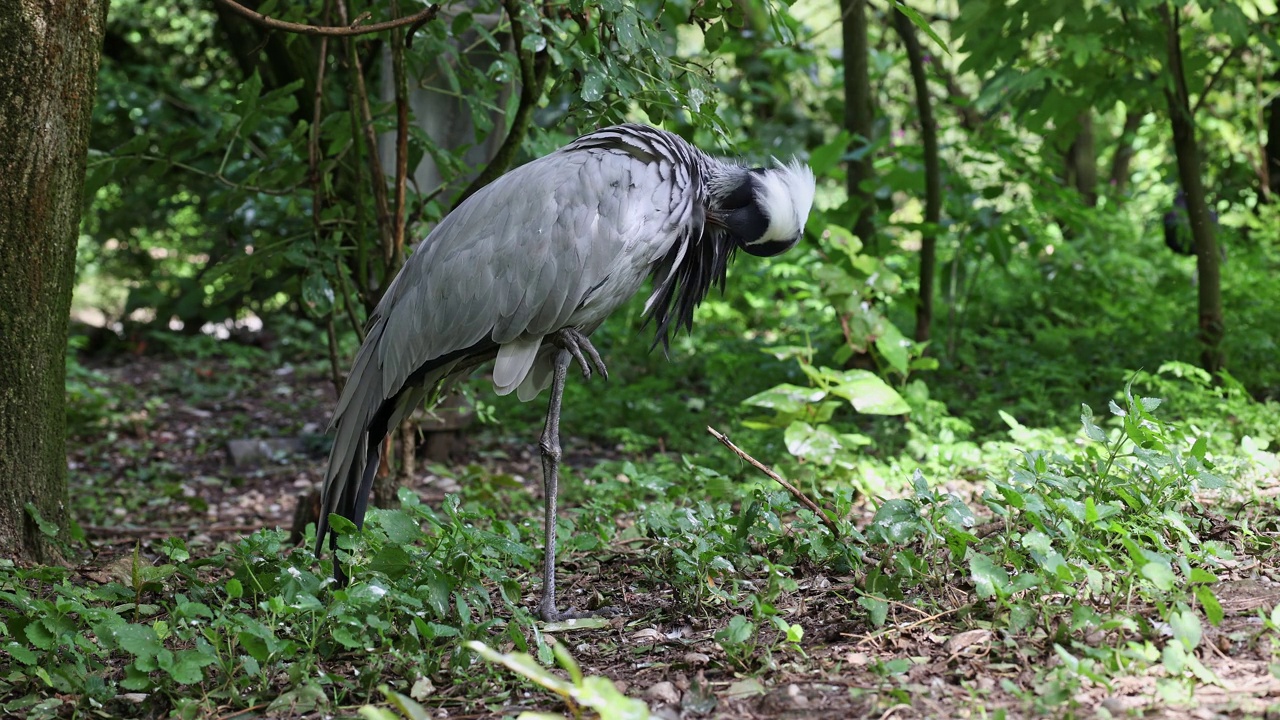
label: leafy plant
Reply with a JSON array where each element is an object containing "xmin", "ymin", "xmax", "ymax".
[{"xmin": 465, "ymin": 639, "xmax": 650, "ymax": 720}]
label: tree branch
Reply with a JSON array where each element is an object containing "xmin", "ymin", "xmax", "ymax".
[
  {"xmin": 1191, "ymin": 45, "xmax": 1242, "ymax": 117},
  {"xmin": 452, "ymin": 0, "xmax": 551, "ymax": 207},
  {"xmin": 213, "ymin": 0, "xmax": 440, "ymax": 39}
]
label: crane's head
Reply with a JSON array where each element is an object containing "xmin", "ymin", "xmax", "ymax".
[{"xmin": 712, "ymin": 160, "xmax": 816, "ymax": 257}]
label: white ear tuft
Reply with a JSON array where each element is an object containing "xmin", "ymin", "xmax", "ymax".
[{"xmin": 755, "ymin": 159, "xmax": 816, "ymax": 244}]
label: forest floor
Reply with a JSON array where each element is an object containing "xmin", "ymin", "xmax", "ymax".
[{"xmin": 60, "ymin": 353, "xmax": 1280, "ymax": 720}]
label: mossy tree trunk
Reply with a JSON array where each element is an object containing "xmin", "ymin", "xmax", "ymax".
[
  {"xmin": 0, "ymin": 1, "xmax": 109, "ymax": 562},
  {"xmin": 893, "ymin": 9, "xmax": 940, "ymax": 344},
  {"xmin": 841, "ymin": 0, "xmax": 877, "ymax": 252},
  {"xmin": 1159, "ymin": 3, "xmax": 1223, "ymax": 372}
]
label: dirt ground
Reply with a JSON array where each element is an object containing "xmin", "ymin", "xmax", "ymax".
[{"xmin": 67, "ymin": 355, "xmax": 1280, "ymax": 719}]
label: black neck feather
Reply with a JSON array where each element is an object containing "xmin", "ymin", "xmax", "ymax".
[{"xmin": 644, "ymin": 226, "xmax": 737, "ymax": 351}]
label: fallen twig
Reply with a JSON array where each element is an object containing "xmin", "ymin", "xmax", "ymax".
[
  {"xmin": 850, "ymin": 604, "xmax": 969, "ymax": 647},
  {"xmin": 83, "ymin": 524, "xmax": 273, "ymax": 539},
  {"xmin": 706, "ymin": 426, "xmax": 843, "ymax": 538}
]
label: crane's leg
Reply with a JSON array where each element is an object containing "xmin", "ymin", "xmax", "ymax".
[{"xmin": 538, "ymin": 329, "xmax": 615, "ymax": 622}]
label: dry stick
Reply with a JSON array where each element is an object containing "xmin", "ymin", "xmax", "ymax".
[
  {"xmin": 389, "ymin": 0, "xmax": 410, "ymax": 271},
  {"xmin": 213, "ymin": 0, "xmax": 439, "ymax": 39},
  {"xmin": 84, "ymin": 524, "xmax": 272, "ymax": 538},
  {"xmin": 851, "ymin": 604, "xmax": 968, "ymax": 647},
  {"xmin": 706, "ymin": 426, "xmax": 842, "ymax": 538}
]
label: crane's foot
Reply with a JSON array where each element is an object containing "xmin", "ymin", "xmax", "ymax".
[
  {"xmin": 551, "ymin": 328, "xmax": 608, "ymax": 381},
  {"xmin": 538, "ymin": 601, "xmax": 624, "ymax": 623}
]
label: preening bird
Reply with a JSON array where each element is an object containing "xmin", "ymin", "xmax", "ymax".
[{"xmin": 316, "ymin": 123, "xmax": 816, "ymax": 621}]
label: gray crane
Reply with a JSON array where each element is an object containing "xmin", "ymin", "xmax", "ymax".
[{"xmin": 316, "ymin": 123, "xmax": 815, "ymax": 621}]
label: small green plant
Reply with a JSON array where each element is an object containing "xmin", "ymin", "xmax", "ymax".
[{"xmin": 465, "ymin": 638, "xmax": 650, "ymax": 720}]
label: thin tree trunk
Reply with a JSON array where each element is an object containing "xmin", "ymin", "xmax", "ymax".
[
  {"xmin": 1108, "ymin": 110, "xmax": 1144, "ymax": 194},
  {"xmin": 0, "ymin": 0, "xmax": 110, "ymax": 562},
  {"xmin": 842, "ymin": 0, "xmax": 877, "ymax": 252},
  {"xmin": 1160, "ymin": 3, "xmax": 1223, "ymax": 372},
  {"xmin": 1265, "ymin": 68, "xmax": 1280, "ymax": 203},
  {"xmin": 1067, "ymin": 111, "xmax": 1097, "ymax": 207},
  {"xmin": 893, "ymin": 9, "xmax": 940, "ymax": 344}
]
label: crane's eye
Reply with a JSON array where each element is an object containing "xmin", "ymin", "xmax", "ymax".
[
  {"xmin": 720, "ymin": 170, "xmax": 765, "ymax": 211},
  {"xmin": 725, "ymin": 202, "xmax": 771, "ymax": 248}
]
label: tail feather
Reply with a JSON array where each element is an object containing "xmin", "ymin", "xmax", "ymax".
[
  {"xmin": 315, "ymin": 321, "xmax": 389, "ymax": 563},
  {"xmin": 316, "ymin": 325, "xmax": 497, "ymax": 582}
]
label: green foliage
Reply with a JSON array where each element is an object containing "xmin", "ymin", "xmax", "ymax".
[
  {"xmin": 51, "ymin": 0, "xmax": 1280, "ymax": 715},
  {"xmin": 464, "ymin": 639, "xmax": 650, "ymax": 720}
]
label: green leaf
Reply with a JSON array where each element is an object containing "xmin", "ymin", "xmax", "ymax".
[
  {"xmin": 422, "ymin": 622, "xmax": 459, "ymax": 640},
  {"xmin": 1140, "ymin": 561, "xmax": 1175, "ymax": 591},
  {"xmin": 826, "ymin": 370, "xmax": 910, "ymax": 415},
  {"xmin": 784, "ymin": 421, "xmax": 843, "ymax": 464},
  {"xmin": 743, "ymin": 384, "xmax": 825, "ymax": 415},
  {"xmin": 369, "ymin": 546, "xmax": 414, "ymax": 580},
  {"xmin": 332, "ymin": 627, "xmax": 363, "ymax": 649},
  {"xmin": 238, "ymin": 631, "xmax": 270, "ymax": 662},
  {"xmin": 23, "ymin": 503, "xmax": 59, "ymax": 538},
  {"xmin": 869, "ymin": 499, "xmax": 921, "ymax": 543},
  {"xmin": 808, "ymin": 131, "xmax": 852, "ymax": 176},
  {"xmin": 1021, "ymin": 529, "xmax": 1052, "ymax": 555},
  {"xmin": 450, "ymin": 11, "xmax": 474, "ymax": 36},
  {"xmin": 893, "ymin": 1, "xmax": 949, "ymax": 55},
  {"xmin": 1080, "ymin": 404, "xmax": 1107, "ymax": 442},
  {"xmin": 121, "ymin": 664, "xmax": 153, "ymax": 691},
  {"xmin": 4, "ymin": 640, "xmax": 36, "ymax": 664},
  {"xmin": 969, "ymin": 554, "xmax": 1009, "ymax": 598},
  {"xmin": 370, "ymin": 688, "xmax": 433, "ymax": 720},
  {"xmin": 24, "ymin": 620, "xmax": 55, "ymax": 650},
  {"xmin": 858, "ymin": 595, "xmax": 888, "ymax": 627},
  {"xmin": 466, "ymin": 641, "xmax": 573, "ymax": 694},
  {"xmin": 873, "ymin": 322, "xmax": 911, "ymax": 378},
  {"xmin": 115, "ymin": 624, "xmax": 162, "ymax": 659},
  {"xmin": 715, "ymin": 615, "xmax": 755, "ymax": 646},
  {"xmin": 1169, "ymin": 609, "xmax": 1201, "ymax": 651},
  {"xmin": 166, "ymin": 648, "xmax": 215, "ymax": 684},
  {"xmin": 1210, "ymin": 2, "xmax": 1250, "ymax": 44},
  {"xmin": 370, "ymin": 508, "xmax": 422, "ymax": 546},
  {"xmin": 327, "ymin": 514, "xmax": 359, "ymax": 536},
  {"xmin": 1195, "ymin": 586, "xmax": 1223, "ymax": 627},
  {"xmin": 704, "ymin": 20, "xmax": 726, "ymax": 53},
  {"xmin": 301, "ymin": 272, "xmax": 335, "ymax": 317},
  {"xmin": 581, "ymin": 73, "xmax": 606, "ymax": 103},
  {"xmin": 575, "ymin": 675, "xmax": 651, "ymax": 719}
]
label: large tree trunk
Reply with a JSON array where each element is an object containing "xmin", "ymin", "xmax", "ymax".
[
  {"xmin": 0, "ymin": 0, "xmax": 109, "ymax": 562},
  {"xmin": 893, "ymin": 9, "xmax": 940, "ymax": 344},
  {"xmin": 1160, "ymin": 4, "xmax": 1223, "ymax": 372},
  {"xmin": 841, "ymin": 0, "xmax": 877, "ymax": 252}
]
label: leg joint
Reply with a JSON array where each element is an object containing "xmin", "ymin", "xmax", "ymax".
[{"xmin": 539, "ymin": 436, "xmax": 562, "ymax": 463}]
